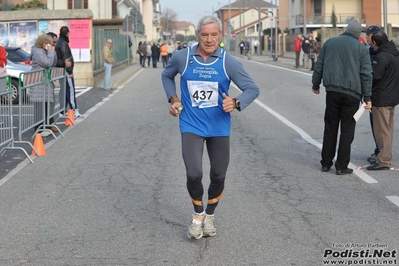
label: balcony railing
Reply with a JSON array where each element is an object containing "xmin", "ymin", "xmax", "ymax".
[{"xmin": 296, "ymin": 13, "xmax": 365, "ymax": 25}]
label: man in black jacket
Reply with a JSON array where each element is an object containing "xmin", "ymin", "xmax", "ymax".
[
  {"xmin": 363, "ymin": 25, "xmax": 381, "ymax": 164},
  {"xmin": 55, "ymin": 26, "xmax": 81, "ymax": 118},
  {"xmin": 302, "ymin": 35, "xmax": 311, "ymax": 69},
  {"xmin": 367, "ymin": 31, "xmax": 399, "ymax": 170}
]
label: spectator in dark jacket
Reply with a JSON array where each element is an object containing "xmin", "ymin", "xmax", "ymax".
[
  {"xmin": 308, "ymin": 35, "xmax": 316, "ymax": 71},
  {"xmin": 55, "ymin": 26, "xmax": 81, "ymax": 118},
  {"xmin": 312, "ymin": 20, "xmax": 372, "ymax": 175},
  {"xmin": 367, "ymin": 31, "xmax": 399, "ymax": 170},
  {"xmin": 362, "ymin": 25, "xmax": 381, "ymax": 164},
  {"xmin": 139, "ymin": 41, "xmax": 147, "ymax": 67},
  {"xmin": 302, "ymin": 35, "xmax": 311, "ymax": 69},
  {"xmin": 151, "ymin": 42, "xmax": 160, "ymax": 68}
]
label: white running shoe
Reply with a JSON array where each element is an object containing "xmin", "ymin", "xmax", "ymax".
[
  {"xmin": 203, "ymin": 214, "xmax": 216, "ymax": 237},
  {"xmin": 40, "ymin": 131, "xmax": 51, "ymax": 137},
  {"xmin": 187, "ymin": 212, "xmax": 204, "ymax": 239},
  {"xmin": 74, "ymin": 109, "xmax": 82, "ymax": 118}
]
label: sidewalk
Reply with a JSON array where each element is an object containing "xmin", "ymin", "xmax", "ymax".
[{"xmin": 93, "ymin": 62, "xmax": 143, "ymax": 90}]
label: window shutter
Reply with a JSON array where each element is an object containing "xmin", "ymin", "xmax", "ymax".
[
  {"xmin": 68, "ymin": 0, "xmax": 72, "ymax": 9},
  {"xmin": 112, "ymin": 0, "xmax": 117, "ymax": 17},
  {"xmin": 84, "ymin": 0, "xmax": 88, "ymax": 9}
]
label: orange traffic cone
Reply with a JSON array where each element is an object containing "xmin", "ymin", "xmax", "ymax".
[
  {"xmin": 65, "ymin": 109, "xmax": 76, "ymax": 126},
  {"xmin": 31, "ymin": 133, "xmax": 46, "ymax": 156}
]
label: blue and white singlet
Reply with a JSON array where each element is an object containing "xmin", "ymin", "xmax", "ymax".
[{"xmin": 179, "ymin": 48, "xmax": 231, "ymax": 137}]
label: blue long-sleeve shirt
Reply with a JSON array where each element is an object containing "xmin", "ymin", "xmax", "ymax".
[{"xmin": 161, "ymin": 45, "xmax": 260, "ymax": 111}]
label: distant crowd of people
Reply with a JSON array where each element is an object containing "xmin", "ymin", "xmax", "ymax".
[
  {"xmin": 137, "ymin": 39, "xmax": 196, "ymax": 69},
  {"xmin": 238, "ymin": 38, "xmax": 260, "ymax": 55},
  {"xmin": 294, "ymin": 34, "xmax": 321, "ymax": 70}
]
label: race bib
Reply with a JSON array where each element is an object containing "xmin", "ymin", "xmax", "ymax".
[{"xmin": 187, "ymin": 80, "xmax": 219, "ymax": 108}]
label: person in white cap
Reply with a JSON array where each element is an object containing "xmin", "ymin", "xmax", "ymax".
[{"xmin": 311, "ymin": 20, "xmax": 373, "ymax": 175}]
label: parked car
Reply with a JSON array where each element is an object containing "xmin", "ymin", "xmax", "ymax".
[
  {"xmin": 5, "ymin": 47, "xmax": 32, "ymax": 66},
  {"xmin": 5, "ymin": 61, "xmax": 31, "ymax": 104},
  {"xmin": 4, "ymin": 47, "xmax": 32, "ymax": 104}
]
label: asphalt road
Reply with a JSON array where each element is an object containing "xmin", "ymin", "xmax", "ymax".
[{"xmin": 0, "ymin": 56, "xmax": 398, "ymax": 266}]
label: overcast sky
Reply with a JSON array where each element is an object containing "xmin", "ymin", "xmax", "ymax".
[
  {"xmin": 159, "ymin": 0, "xmax": 275, "ymax": 27},
  {"xmin": 159, "ymin": 0, "xmax": 228, "ymax": 27}
]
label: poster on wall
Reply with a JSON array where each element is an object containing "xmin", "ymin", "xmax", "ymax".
[
  {"xmin": 38, "ymin": 20, "xmax": 48, "ymax": 35},
  {"xmin": 69, "ymin": 19, "xmax": 91, "ymax": 62},
  {"xmin": 0, "ymin": 23, "xmax": 9, "ymax": 46},
  {"xmin": 47, "ymin": 20, "xmax": 70, "ymax": 36},
  {"xmin": 8, "ymin": 21, "xmax": 37, "ymax": 54},
  {"xmin": 36, "ymin": 19, "xmax": 91, "ymax": 62}
]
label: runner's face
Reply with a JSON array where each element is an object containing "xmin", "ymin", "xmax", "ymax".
[{"xmin": 198, "ymin": 23, "xmax": 221, "ymax": 56}]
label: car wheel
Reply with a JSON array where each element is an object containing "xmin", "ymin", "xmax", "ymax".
[{"xmin": 10, "ymin": 79, "xmax": 19, "ymax": 105}]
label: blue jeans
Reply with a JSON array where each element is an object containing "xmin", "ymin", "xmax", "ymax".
[{"xmin": 103, "ymin": 62, "xmax": 112, "ymax": 89}]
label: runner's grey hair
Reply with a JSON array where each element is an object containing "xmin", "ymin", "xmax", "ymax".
[{"xmin": 196, "ymin": 16, "xmax": 222, "ymax": 35}]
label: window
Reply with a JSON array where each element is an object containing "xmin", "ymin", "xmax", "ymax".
[
  {"xmin": 68, "ymin": 0, "xmax": 88, "ymax": 9},
  {"xmin": 74, "ymin": 0, "xmax": 83, "ymax": 9},
  {"xmin": 314, "ymin": 0, "xmax": 322, "ymax": 14}
]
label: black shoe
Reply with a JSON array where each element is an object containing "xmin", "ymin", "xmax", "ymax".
[
  {"xmin": 367, "ymin": 163, "xmax": 390, "ymax": 170},
  {"xmin": 321, "ymin": 166, "xmax": 330, "ymax": 172},
  {"xmin": 367, "ymin": 154, "xmax": 378, "ymax": 164},
  {"xmin": 336, "ymin": 168, "xmax": 353, "ymax": 175}
]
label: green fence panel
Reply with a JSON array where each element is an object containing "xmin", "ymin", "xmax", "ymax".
[{"xmin": 93, "ymin": 29, "xmax": 130, "ymax": 71}]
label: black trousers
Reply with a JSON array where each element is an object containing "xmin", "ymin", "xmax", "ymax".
[
  {"xmin": 182, "ymin": 133, "xmax": 229, "ymax": 215},
  {"xmin": 321, "ymin": 91, "xmax": 359, "ymax": 170}
]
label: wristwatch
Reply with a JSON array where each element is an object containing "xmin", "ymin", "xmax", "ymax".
[{"xmin": 233, "ymin": 98, "xmax": 240, "ymax": 110}]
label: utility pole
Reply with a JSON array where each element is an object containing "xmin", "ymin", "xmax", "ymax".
[
  {"xmin": 227, "ymin": 0, "xmax": 231, "ymax": 51},
  {"xmin": 269, "ymin": 11, "xmax": 273, "ymax": 58},
  {"xmin": 239, "ymin": 6, "xmax": 242, "ymax": 41},
  {"xmin": 275, "ymin": 0, "xmax": 278, "ymax": 61},
  {"xmin": 303, "ymin": 0, "xmax": 307, "ymax": 36},
  {"xmin": 258, "ymin": 0, "xmax": 261, "ymax": 55},
  {"xmin": 383, "ymin": 0, "xmax": 387, "ymax": 33}
]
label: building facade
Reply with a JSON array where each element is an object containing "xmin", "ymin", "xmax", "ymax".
[
  {"xmin": 216, "ymin": 0, "xmax": 278, "ymax": 40},
  {"xmin": 289, "ymin": 0, "xmax": 399, "ymax": 34}
]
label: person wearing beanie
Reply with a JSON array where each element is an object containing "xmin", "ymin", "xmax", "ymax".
[
  {"xmin": 311, "ymin": 20, "xmax": 373, "ymax": 175},
  {"xmin": 345, "ymin": 20, "xmax": 363, "ymax": 37}
]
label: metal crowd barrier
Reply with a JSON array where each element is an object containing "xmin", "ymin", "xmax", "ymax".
[
  {"xmin": 0, "ymin": 75, "xmax": 34, "ymax": 163},
  {"xmin": 13, "ymin": 69, "xmax": 47, "ymax": 160},
  {"xmin": 44, "ymin": 67, "xmax": 67, "ymax": 138}
]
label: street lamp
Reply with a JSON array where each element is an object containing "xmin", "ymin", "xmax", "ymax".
[
  {"xmin": 257, "ymin": 0, "xmax": 261, "ymax": 55},
  {"xmin": 126, "ymin": 7, "xmax": 132, "ymax": 66},
  {"xmin": 268, "ymin": 11, "xmax": 273, "ymax": 59}
]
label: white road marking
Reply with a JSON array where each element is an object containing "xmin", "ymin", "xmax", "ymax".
[
  {"xmin": 231, "ymin": 71, "xmax": 379, "ymax": 184},
  {"xmin": 386, "ymin": 196, "xmax": 399, "ymax": 208}
]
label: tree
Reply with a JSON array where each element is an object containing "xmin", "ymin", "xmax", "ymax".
[
  {"xmin": 0, "ymin": 0, "xmax": 15, "ymax": 11},
  {"xmin": 161, "ymin": 8, "xmax": 178, "ymax": 33},
  {"xmin": 331, "ymin": 4, "xmax": 337, "ymax": 28},
  {"xmin": 12, "ymin": 0, "xmax": 46, "ymax": 10}
]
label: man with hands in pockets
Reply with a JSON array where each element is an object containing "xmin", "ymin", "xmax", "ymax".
[{"xmin": 161, "ymin": 15, "xmax": 259, "ymax": 239}]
